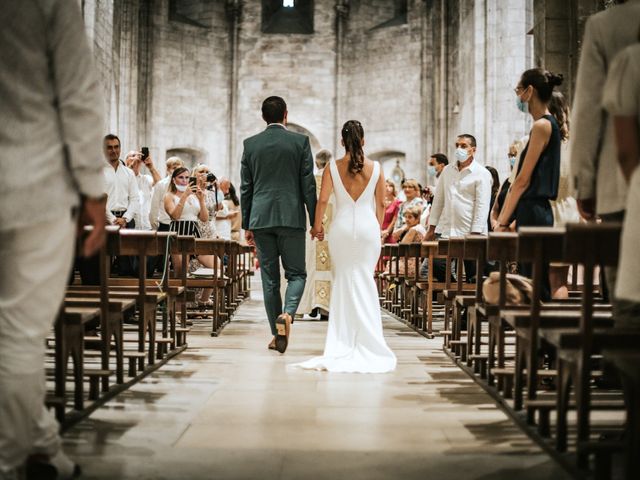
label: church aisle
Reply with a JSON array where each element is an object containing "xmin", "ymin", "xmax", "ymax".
[{"xmin": 63, "ymin": 280, "xmax": 571, "ymax": 480}]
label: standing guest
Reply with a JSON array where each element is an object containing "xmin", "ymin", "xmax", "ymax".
[
  {"xmin": 104, "ymin": 135, "xmax": 139, "ymax": 228},
  {"xmin": 215, "ymin": 176, "xmax": 236, "ymax": 240},
  {"xmin": 496, "ymin": 69, "xmax": 563, "ymax": 301},
  {"xmin": 149, "ymin": 156, "xmax": 184, "ymax": 231},
  {"xmin": 191, "ymin": 164, "xmax": 224, "ymax": 239},
  {"xmin": 125, "ymin": 150, "xmax": 160, "ymax": 231},
  {"xmin": 424, "ymin": 134, "xmax": 492, "ymax": 283},
  {"xmin": 548, "ymin": 92, "xmax": 581, "ymax": 299},
  {"xmin": 103, "ymin": 134, "xmax": 139, "ymax": 276},
  {"xmin": 427, "ymin": 153, "xmax": 449, "ymax": 190},
  {"xmin": 0, "ymin": 1, "xmax": 105, "ymax": 478},
  {"xmin": 163, "ymin": 167, "xmax": 215, "ymax": 280},
  {"xmin": 393, "ymin": 179, "xmax": 425, "ymax": 235},
  {"xmin": 226, "ymin": 183, "xmax": 242, "ymax": 242},
  {"xmin": 420, "ymin": 186, "xmax": 434, "ymax": 227},
  {"xmin": 602, "ymin": 41, "xmax": 640, "ymax": 329},
  {"xmin": 570, "ymin": 0, "xmax": 640, "ymax": 304},
  {"xmin": 381, "ymin": 179, "xmax": 402, "ymax": 244},
  {"xmin": 490, "ymin": 141, "xmax": 523, "ymax": 231},
  {"xmin": 189, "ymin": 164, "xmax": 222, "ymax": 307},
  {"xmin": 485, "ymin": 166, "xmax": 500, "ymax": 233}
]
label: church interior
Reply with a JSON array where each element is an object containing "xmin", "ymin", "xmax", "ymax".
[{"xmin": 1, "ymin": 0, "xmax": 639, "ymax": 479}]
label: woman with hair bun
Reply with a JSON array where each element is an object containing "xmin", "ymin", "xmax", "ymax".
[
  {"xmin": 495, "ymin": 68, "xmax": 563, "ymax": 301},
  {"xmin": 294, "ymin": 120, "xmax": 397, "ymax": 373}
]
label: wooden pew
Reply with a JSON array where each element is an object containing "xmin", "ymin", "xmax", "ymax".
[
  {"xmin": 190, "ymin": 238, "xmax": 228, "ymax": 336},
  {"xmin": 484, "ymin": 232, "xmax": 519, "ymax": 394},
  {"xmin": 541, "ymin": 223, "xmax": 640, "ymax": 469},
  {"xmin": 416, "ymin": 241, "xmax": 446, "ymax": 337}
]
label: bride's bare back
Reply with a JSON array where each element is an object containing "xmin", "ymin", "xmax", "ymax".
[{"xmin": 334, "ymin": 157, "xmax": 375, "ymax": 203}]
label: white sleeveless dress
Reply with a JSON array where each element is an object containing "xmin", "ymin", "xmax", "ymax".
[{"xmin": 293, "ymin": 160, "xmax": 397, "ymax": 373}]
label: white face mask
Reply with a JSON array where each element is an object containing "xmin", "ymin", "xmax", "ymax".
[
  {"xmin": 175, "ymin": 184, "xmax": 187, "ymax": 192},
  {"xmin": 454, "ymin": 148, "xmax": 468, "ymax": 163}
]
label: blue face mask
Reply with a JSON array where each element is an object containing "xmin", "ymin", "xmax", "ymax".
[
  {"xmin": 516, "ymin": 96, "xmax": 528, "ymax": 113},
  {"xmin": 508, "ymin": 156, "xmax": 516, "ymax": 168},
  {"xmin": 427, "ymin": 165, "xmax": 437, "ymax": 177},
  {"xmin": 454, "ymin": 148, "xmax": 468, "ymax": 163}
]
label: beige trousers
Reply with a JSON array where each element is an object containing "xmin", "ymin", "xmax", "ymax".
[{"xmin": 0, "ymin": 216, "xmax": 75, "ymax": 472}]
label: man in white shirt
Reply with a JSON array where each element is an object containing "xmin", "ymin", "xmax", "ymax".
[
  {"xmin": 149, "ymin": 156, "xmax": 184, "ymax": 231},
  {"xmin": 125, "ymin": 150, "xmax": 161, "ymax": 231},
  {"xmin": 423, "ymin": 134, "xmax": 492, "ymax": 282},
  {"xmin": 0, "ymin": 1, "xmax": 105, "ymax": 478},
  {"xmin": 104, "ymin": 134, "xmax": 139, "ymax": 276},
  {"xmin": 569, "ymin": 0, "xmax": 640, "ymax": 303},
  {"xmin": 104, "ymin": 135, "xmax": 140, "ymax": 228}
]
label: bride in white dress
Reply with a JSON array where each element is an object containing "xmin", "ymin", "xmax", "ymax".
[{"xmin": 294, "ymin": 120, "xmax": 397, "ymax": 373}]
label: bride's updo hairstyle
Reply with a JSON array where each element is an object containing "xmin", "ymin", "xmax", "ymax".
[
  {"xmin": 519, "ymin": 68, "xmax": 563, "ymax": 103},
  {"xmin": 341, "ymin": 120, "xmax": 365, "ymax": 175}
]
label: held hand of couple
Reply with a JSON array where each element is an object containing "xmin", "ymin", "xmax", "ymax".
[{"xmin": 310, "ymin": 226, "xmax": 324, "ymax": 241}]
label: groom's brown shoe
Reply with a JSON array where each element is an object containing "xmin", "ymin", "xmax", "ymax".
[{"xmin": 275, "ymin": 314, "xmax": 291, "ymax": 353}]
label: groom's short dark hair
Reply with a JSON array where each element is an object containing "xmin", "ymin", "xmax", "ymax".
[{"xmin": 262, "ymin": 96, "xmax": 287, "ymax": 124}]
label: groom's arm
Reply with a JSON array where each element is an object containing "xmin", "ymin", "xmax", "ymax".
[
  {"xmin": 300, "ymin": 137, "xmax": 317, "ymax": 225},
  {"xmin": 240, "ymin": 147, "xmax": 253, "ymax": 230}
]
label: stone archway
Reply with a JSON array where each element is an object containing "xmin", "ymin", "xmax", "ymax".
[
  {"xmin": 286, "ymin": 122, "xmax": 322, "ymax": 154},
  {"xmin": 165, "ymin": 146, "xmax": 206, "ymax": 171}
]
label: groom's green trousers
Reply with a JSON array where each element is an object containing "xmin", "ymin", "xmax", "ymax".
[{"xmin": 253, "ymin": 227, "xmax": 307, "ymax": 336}]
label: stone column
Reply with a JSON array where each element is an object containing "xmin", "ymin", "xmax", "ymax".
[
  {"xmin": 137, "ymin": 0, "xmax": 153, "ymax": 149},
  {"xmin": 334, "ymin": 0, "xmax": 349, "ymax": 156},
  {"xmin": 226, "ymin": 0, "xmax": 242, "ymax": 178}
]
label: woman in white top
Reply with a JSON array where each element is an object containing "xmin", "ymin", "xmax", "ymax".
[{"xmin": 163, "ymin": 167, "xmax": 215, "ymax": 280}]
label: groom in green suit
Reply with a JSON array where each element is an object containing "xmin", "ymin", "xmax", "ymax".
[{"xmin": 240, "ymin": 96, "xmax": 317, "ymax": 353}]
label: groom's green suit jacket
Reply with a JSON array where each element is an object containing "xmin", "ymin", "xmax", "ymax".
[{"xmin": 240, "ymin": 124, "xmax": 317, "ymax": 231}]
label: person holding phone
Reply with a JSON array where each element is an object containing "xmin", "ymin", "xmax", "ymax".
[
  {"xmin": 163, "ymin": 167, "xmax": 215, "ymax": 278},
  {"xmin": 125, "ymin": 149, "xmax": 160, "ymax": 230}
]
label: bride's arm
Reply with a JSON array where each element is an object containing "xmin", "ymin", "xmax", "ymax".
[
  {"xmin": 312, "ymin": 167, "xmax": 333, "ymax": 233},
  {"xmin": 374, "ymin": 169, "xmax": 386, "ymax": 227}
]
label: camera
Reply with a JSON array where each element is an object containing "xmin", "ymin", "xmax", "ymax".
[{"xmin": 206, "ymin": 173, "xmax": 216, "ymax": 183}]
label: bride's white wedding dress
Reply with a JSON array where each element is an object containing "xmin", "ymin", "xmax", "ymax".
[{"xmin": 293, "ymin": 160, "xmax": 397, "ymax": 373}]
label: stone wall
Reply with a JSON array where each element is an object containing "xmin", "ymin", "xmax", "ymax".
[{"xmin": 83, "ymin": 0, "xmax": 578, "ymax": 186}]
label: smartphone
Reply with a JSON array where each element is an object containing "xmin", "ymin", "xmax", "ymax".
[
  {"xmin": 141, "ymin": 147, "xmax": 149, "ymax": 161},
  {"xmin": 188, "ymin": 176, "xmax": 197, "ymax": 187}
]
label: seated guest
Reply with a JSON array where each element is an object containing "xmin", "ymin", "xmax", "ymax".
[
  {"xmin": 163, "ymin": 167, "xmax": 215, "ymax": 279},
  {"xmin": 391, "ymin": 206, "xmax": 426, "ymax": 277},
  {"xmin": 125, "ymin": 150, "xmax": 160, "ymax": 230},
  {"xmin": 393, "ymin": 179, "xmax": 425, "ymax": 239},
  {"xmin": 381, "ymin": 179, "xmax": 402, "ymax": 244}
]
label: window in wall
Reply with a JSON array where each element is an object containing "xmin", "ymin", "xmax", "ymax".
[
  {"xmin": 169, "ymin": 0, "xmax": 210, "ymax": 28},
  {"xmin": 262, "ymin": 0, "xmax": 314, "ymax": 34},
  {"xmin": 371, "ymin": 0, "xmax": 408, "ymax": 30}
]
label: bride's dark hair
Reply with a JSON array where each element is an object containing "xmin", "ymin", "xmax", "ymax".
[{"xmin": 341, "ymin": 120, "xmax": 365, "ymax": 175}]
